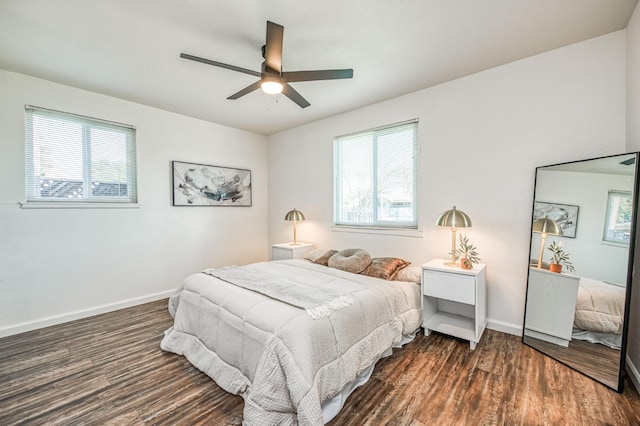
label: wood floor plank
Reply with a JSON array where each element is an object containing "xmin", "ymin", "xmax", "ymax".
[
  {"xmin": 0, "ymin": 374, "xmax": 112, "ymax": 425},
  {"xmin": 0, "ymin": 299, "xmax": 639, "ymax": 425}
]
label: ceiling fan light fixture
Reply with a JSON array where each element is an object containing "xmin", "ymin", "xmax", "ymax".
[
  {"xmin": 180, "ymin": 21, "xmax": 353, "ymax": 107},
  {"xmin": 261, "ymin": 75, "xmax": 283, "ymax": 94}
]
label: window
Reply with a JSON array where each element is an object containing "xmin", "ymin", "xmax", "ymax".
[
  {"xmin": 334, "ymin": 119, "xmax": 418, "ymax": 228},
  {"xmin": 25, "ymin": 106, "xmax": 137, "ymax": 205},
  {"xmin": 603, "ymin": 190, "xmax": 632, "ymax": 245}
]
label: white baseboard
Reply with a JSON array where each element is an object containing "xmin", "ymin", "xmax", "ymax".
[
  {"xmin": 0, "ymin": 290, "xmax": 176, "ymax": 339},
  {"xmin": 626, "ymin": 355, "xmax": 640, "ymax": 393},
  {"xmin": 487, "ymin": 318, "xmax": 522, "ymax": 337}
]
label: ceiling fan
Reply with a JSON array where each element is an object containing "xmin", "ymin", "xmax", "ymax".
[{"xmin": 180, "ymin": 21, "xmax": 353, "ymax": 108}]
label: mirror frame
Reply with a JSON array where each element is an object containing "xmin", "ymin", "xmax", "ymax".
[{"xmin": 522, "ymin": 152, "xmax": 639, "ymax": 393}]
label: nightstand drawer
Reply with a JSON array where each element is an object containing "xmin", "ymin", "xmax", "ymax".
[{"xmin": 423, "ymin": 270, "xmax": 475, "ymax": 304}]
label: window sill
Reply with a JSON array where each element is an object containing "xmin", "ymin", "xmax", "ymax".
[
  {"xmin": 331, "ymin": 225, "xmax": 423, "ymax": 238},
  {"xmin": 600, "ymin": 240, "xmax": 629, "ymax": 248},
  {"xmin": 19, "ymin": 201, "xmax": 141, "ymax": 209}
]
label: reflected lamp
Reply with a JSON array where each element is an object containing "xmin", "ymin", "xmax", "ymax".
[
  {"xmin": 436, "ymin": 206, "xmax": 472, "ymax": 266},
  {"xmin": 532, "ymin": 216, "xmax": 563, "ymax": 269},
  {"xmin": 284, "ymin": 208, "xmax": 305, "ymax": 245}
]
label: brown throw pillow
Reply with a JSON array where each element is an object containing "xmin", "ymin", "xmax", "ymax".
[
  {"xmin": 362, "ymin": 257, "xmax": 411, "ymax": 280},
  {"xmin": 313, "ymin": 249, "xmax": 338, "ymax": 266}
]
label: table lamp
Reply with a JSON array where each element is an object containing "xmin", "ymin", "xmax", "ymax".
[
  {"xmin": 532, "ymin": 216, "xmax": 563, "ymax": 269},
  {"xmin": 436, "ymin": 206, "xmax": 472, "ymax": 266},
  {"xmin": 284, "ymin": 208, "xmax": 305, "ymax": 245}
]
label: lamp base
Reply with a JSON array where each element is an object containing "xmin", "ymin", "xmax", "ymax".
[{"xmin": 443, "ymin": 261, "xmax": 460, "ymax": 267}]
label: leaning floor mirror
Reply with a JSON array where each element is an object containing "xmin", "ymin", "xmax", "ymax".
[{"xmin": 523, "ymin": 152, "xmax": 639, "ymax": 392}]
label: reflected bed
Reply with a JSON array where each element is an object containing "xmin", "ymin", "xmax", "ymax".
[{"xmin": 572, "ymin": 277, "xmax": 626, "ymax": 349}]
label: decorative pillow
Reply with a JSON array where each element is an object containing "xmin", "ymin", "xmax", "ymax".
[
  {"xmin": 393, "ymin": 265, "xmax": 421, "ymax": 283},
  {"xmin": 328, "ymin": 248, "xmax": 372, "ymax": 274},
  {"xmin": 362, "ymin": 257, "xmax": 411, "ymax": 280},
  {"xmin": 304, "ymin": 248, "xmax": 332, "ymax": 262},
  {"xmin": 313, "ymin": 249, "xmax": 338, "ymax": 266}
]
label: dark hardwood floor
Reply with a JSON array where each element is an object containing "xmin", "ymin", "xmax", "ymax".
[
  {"xmin": 1, "ymin": 299, "xmax": 639, "ymax": 425},
  {"xmin": 523, "ymin": 335, "xmax": 621, "ymax": 389}
]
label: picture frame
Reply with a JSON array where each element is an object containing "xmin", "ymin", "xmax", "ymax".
[
  {"xmin": 172, "ymin": 160, "xmax": 252, "ymax": 206},
  {"xmin": 533, "ymin": 201, "xmax": 579, "ymax": 238}
]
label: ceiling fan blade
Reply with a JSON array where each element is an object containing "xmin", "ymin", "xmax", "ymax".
[
  {"xmin": 621, "ymin": 157, "xmax": 636, "ymax": 165},
  {"xmin": 227, "ymin": 81, "xmax": 262, "ymax": 100},
  {"xmin": 282, "ymin": 69, "xmax": 353, "ymax": 82},
  {"xmin": 180, "ymin": 53, "xmax": 261, "ymax": 77},
  {"xmin": 264, "ymin": 21, "xmax": 284, "ymax": 74},
  {"xmin": 282, "ymin": 83, "xmax": 310, "ymax": 108}
]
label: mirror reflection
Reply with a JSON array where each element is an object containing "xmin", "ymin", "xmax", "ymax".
[{"xmin": 523, "ymin": 153, "xmax": 637, "ymax": 392}]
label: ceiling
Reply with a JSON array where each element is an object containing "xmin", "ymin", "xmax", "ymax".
[{"xmin": 0, "ymin": 1, "xmax": 637, "ymax": 136}]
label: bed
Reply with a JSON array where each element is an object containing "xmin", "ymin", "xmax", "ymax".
[
  {"xmin": 572, "ymin": 277, "xmax": 626, "ymax": 349},
  {"xmin": 160, "ymin": 255, "xmax": 422, "ymax": 425}
]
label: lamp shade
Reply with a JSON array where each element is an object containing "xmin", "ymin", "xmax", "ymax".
[
  {"xmin": 436, "ymin": 206, "xmax": 472, "ymax": 228},
  {"xmin": 284, "ymin": 208, "xmax": 305, "ymax": 221},
  {"xmin": 532, "ymin": 217, "xmax": 563, "ymax": 236}
]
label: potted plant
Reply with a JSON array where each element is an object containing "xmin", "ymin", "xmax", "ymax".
[
  {"xmin": 547, "ymin": 241, "xmax": 575, "ymax": 273},
  {"xmin": 455, "ymin": 234, "xmax": 481, "ymax": 270}
]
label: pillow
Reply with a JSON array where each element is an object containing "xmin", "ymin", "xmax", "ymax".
[
  {"xmin": 313, "ymin": 249, "xmax": 338, "ymax": 266},
  {"xmin": 362, "ymin": 257, "xmax": 411, "ymax": 280},
  {"xmin": 328, "ymin": 248, "xmax": 372, "ymax": 274},
  {"xmin": 393, "ymin": 265, "xmax": 421, "ymax": 283},
  {"xmin": 304, "ymin": 248, "xmax": 332, "ymax": 262}
]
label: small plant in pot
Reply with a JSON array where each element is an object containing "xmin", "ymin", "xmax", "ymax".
[
  {"xmin": 455, "ymin": 234, "xmax": 481, "ymax": 270},
  {"xmin": 547, "ymin": 241, "xmax": 575, "ymax": 273}
]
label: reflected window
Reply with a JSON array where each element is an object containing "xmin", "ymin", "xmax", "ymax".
[{"xmin": 603, "ymin": 190, "xmax": 632, "ymax": 244}]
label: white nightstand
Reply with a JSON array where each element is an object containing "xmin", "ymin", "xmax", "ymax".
[
  {"xmin": 271, "ymin": 243, "xmax": 315, "ymax": 260},
  {"xmin": 421, "ymin": 259, "xmax": 487, "ymax": 350},
  {"xmin": 523, "ymin": 267, "xmax": 580, "ymax": 347}
]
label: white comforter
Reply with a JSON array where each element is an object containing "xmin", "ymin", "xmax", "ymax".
[
  {"xmin": 574, "ymin": 277, "xmax": 625, "ymax": 334},
  {"xmin": 160, "ymin": 259, "xmax": 422, "ymax": 425}
]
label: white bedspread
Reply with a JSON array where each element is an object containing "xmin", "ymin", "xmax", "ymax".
[
  {"xmin": 160, "ymin": 259, "xmax": 422, "ymax": 425},
  {"xmin": 574, "ymin": 277, "xmax": 625, "ymax": 335}
]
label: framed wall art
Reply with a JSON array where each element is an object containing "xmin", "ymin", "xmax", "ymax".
[
  {"xmin": 172, "ymin": 161, "xmax": 252, "ymax": 206},
  {"xmin": 533, "ymin": 201, "xmax": 579, "ymax": 238}
]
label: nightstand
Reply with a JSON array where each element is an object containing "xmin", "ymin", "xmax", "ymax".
[
  {"xmin": 523, "ymin": 267, "xmax": 580, "ymax": 347},
  {"xmin": 421, "ymin": 259, "xmax": 487, "ymax": 350},
  {"xmin": 271, "ymin": 243, "xmax": 315, "ymax": 260}
]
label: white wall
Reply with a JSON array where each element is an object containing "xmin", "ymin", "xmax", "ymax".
[
  {"xmin": 267, "ymin": 31, "xmax": 627, "ymax": 335},
  {"xmin": 531, "ymin": 170, "xmax": 633, "ymax": 285},
  {"xmin": 0, "ymin": 70, "xmax": 268, "ymax": 337}
]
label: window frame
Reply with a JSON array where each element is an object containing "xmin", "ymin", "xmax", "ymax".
[
  {"xmin": 333, "ymin": 119, "xmax": 419, "ymax": 230},
  {"xmin": 602, "ymin": 190, "xmax": 633, "ymax": 245},
  {"xmin": 23, "ymin": 105, "xmax": 138, "ymax": 208}
]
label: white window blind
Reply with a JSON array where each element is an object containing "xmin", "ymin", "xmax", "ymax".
[
  {"xmin": 334, "ymin": 119, "xmax": 418, "ymax": 228},
  {"xmin": 25, "ymin": 106, "xmax": 137, "ymax": 204}
]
